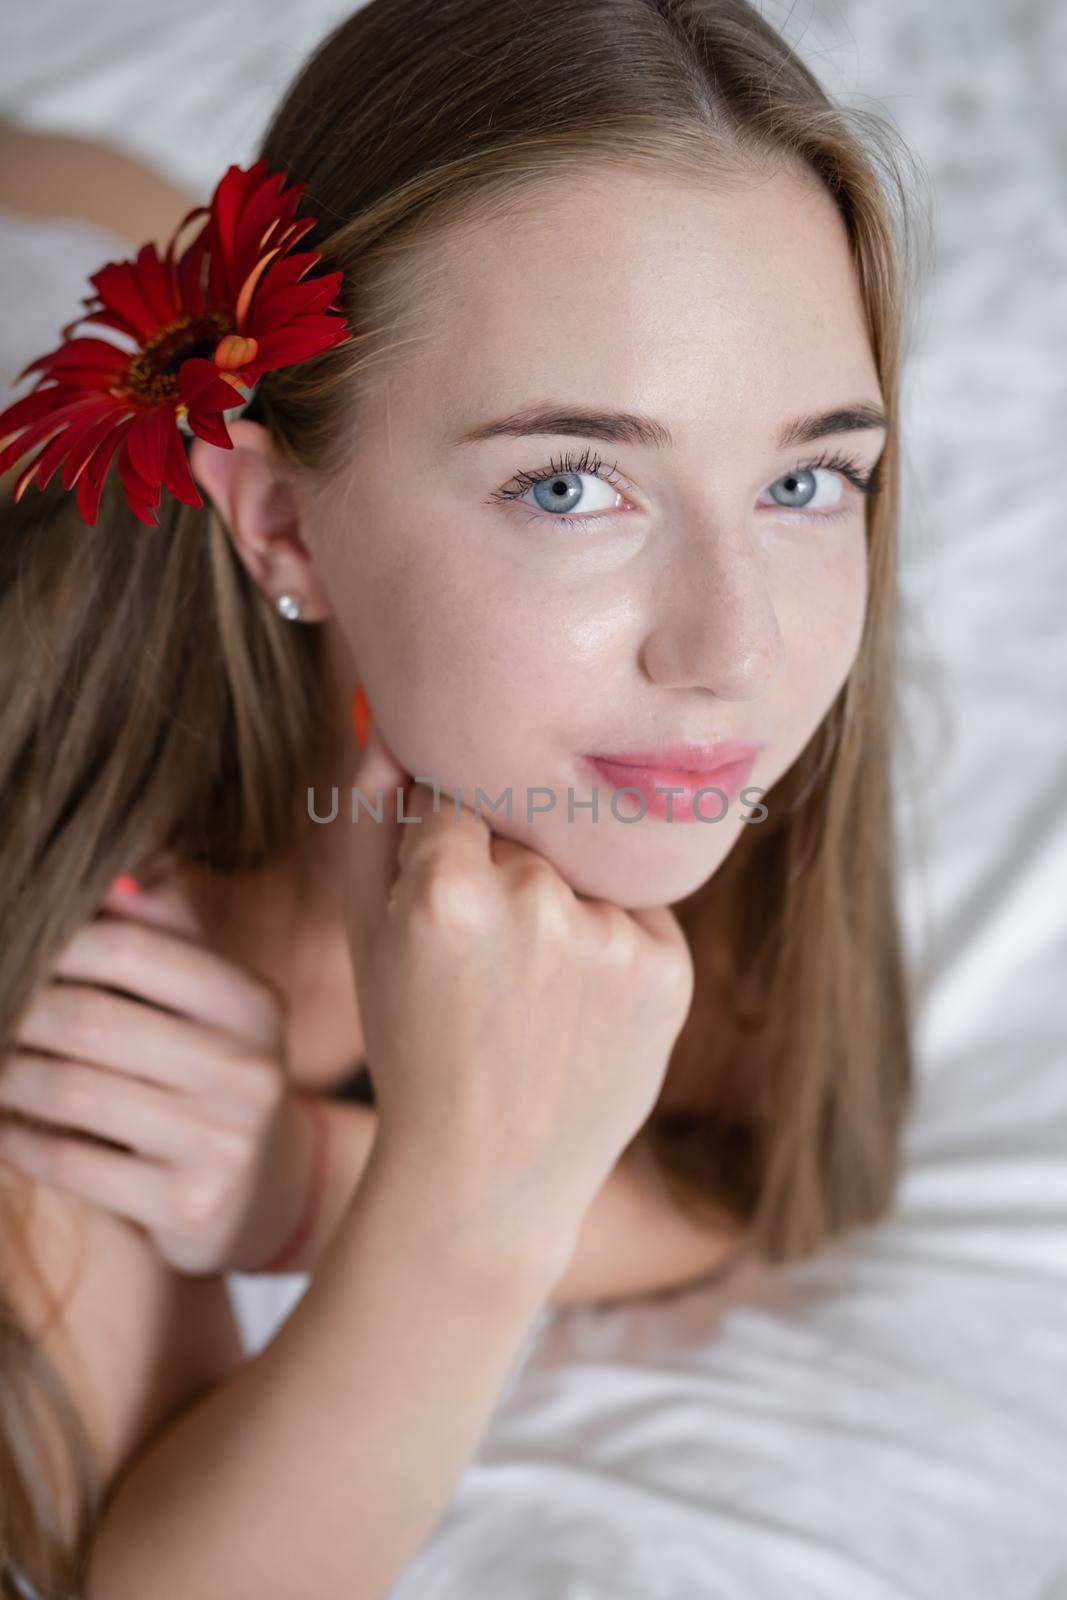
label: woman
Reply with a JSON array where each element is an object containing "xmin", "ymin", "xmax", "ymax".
[{"xmin": 0, "ymin": 0, "xmax": 923, "ymax": 1593}]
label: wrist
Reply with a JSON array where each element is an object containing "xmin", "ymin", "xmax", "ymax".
[
  {"xmin": 361, "ymin": 1132, "xmax": 580, "ymax": 1298},
  {"xmin": 257, "ymin": 1092, "xmax": 331, "ymax": 1274}
]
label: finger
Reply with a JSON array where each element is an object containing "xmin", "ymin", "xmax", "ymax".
[
  {"xmin": 0, "ymin": 1116, "xmax": 174, "ymax": 1233},
  {"xmin": 15, "ymin": 982, "xmax": 244, "ymax": 1097},
  {"xmin": 0, "ymin": 1051, "xmax": 197, "ymax": 1160},
  {"xmin": 50, "ymin": 914, "xmax": 281, "ymax": 1053},
  {"xmin": 488, "ymin": 834, "xmax": 531, "ymax": 868},
  {"xmin": 487, "ymin": 831, "xmax": 561, "ymax": 879},
  {"xmin": 393, "ymin": 777, "xmax": 495, "ymax": 882},
  {"xmin": 625, "ymin": 901, "xmax": 690, "ymax": 950},
  {"xmin": 339, "ymin": 715, "xmax": 416, "ymax": 968},
  {"xmin": 623, "ymin": 903, "xmax": 695, "ymax": 1007},
  {"xmin": 97, "ymin": 859, "xmax": 207, "ymax": 943}
]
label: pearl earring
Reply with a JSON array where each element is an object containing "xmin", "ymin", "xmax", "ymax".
[{"xmin": 275, "ymin": 592, "xmax": 304, "ymax": 621}]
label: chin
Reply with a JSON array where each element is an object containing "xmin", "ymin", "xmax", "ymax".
[{"xmin": 546, "ymin": 833, "xmax": 741, "ymax": 911}]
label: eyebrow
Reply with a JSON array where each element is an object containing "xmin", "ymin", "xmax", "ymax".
[{"xmin": 454, "ymin": 400, "xmax": 889, "ymax": 453}]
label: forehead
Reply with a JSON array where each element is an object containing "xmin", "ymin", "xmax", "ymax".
[{"xmin": 376, "ymin": 160, "xmax": 879, "ymax": 439}]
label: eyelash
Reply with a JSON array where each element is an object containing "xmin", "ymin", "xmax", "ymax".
[{"xmin": 486, "ymin": 444, "xmax": 883, "ymax": 531}]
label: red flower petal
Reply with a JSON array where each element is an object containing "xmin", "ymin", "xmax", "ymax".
[
  {"xmin": 15, "ymin": 336, "xmax": 130, "ymax": 386},
  {"xmin": 247, "ymin": 274, "xmax": 344, "ymax": 331},
  {"xmin": 123, "ymin": 404, "xmax": 172, "ymax": 488},
  {"xmin": 78, "ymin": 420, "xmax": 132, "ymax": 525},
  {"xmin": 27, "ymin": 405, "xmax": 116, "ymax": 493},
  {"xmin": 62, "ymin": 408, "xmax": 132, "ymax": 491},
  {"xmin": 160, "ymin": 413, "xmax": 204, "ymax": 510},
  {"xmin": 132, "ymin": 242, "xmax": 178, "ymax": 327},
  {"xmin": 181, "ymin": 407, "xmax": 235, "ymax": 451},
  {"xmin": 178, "ymin": 356, "xmax": 252, "ymax": 417},
  {"xmin": 87, "ymin": 259, "xmax": 167, "ymax": 342},
  {"xmin": 0, "ymin": 157, "xmax": 353, "ymax": 529},
  {"xmin": 118, "ymin": 432, "xmax": 162, "ymax": 511},
  {"xmin": 249, "ymin": 317, "xmax": 352, "ymax": 374},
  {"xmin": 0, "ymin": 394, "xmax": 111, "ymax": 475}
]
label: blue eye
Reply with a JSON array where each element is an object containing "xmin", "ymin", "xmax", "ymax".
[
  {"xmin": 487, "ymin": 446, "xmax": 628, "ymax": 531},
  {"xmin": 488, "ymin": 443, "xmax": 882, "ymax": 533},
  {"xmin": 761, "ymin": 449, "xmax": 882, "ymax": 524}
]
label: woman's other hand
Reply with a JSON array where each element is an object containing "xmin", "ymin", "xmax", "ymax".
[{"xmin": 0, "ymin": 870, "xmax": 318, "ymax": 1275}]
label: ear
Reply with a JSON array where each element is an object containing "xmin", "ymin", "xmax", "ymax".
[{"xmin": 188, "ymin": 418, "xmax": 333, "ymax": 621}]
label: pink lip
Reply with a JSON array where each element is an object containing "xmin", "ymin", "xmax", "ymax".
[
  {"xmin": 587, "ymin": 741, "xmax": 760, "ymax": 772},
  {"xmin": 582, "ymin": 745, "xmax": 761, "ymax": 822}
]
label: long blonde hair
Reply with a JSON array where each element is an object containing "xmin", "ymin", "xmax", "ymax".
[{"xmin": 0, "ymin": 0, "xmax": 930, "ymax": 1589}]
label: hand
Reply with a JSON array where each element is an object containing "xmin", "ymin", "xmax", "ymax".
[
  {"xmin": 337, "ymin": 719, "xmax": 697, "ymax": 1279},
  {"xmin": 0, "ymin": 869, "xmax": 315, "ymax": 1275}
]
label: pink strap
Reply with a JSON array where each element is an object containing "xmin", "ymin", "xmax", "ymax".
[{"xmin": 261, "ymin": 1094, "xmax": 330, "ymax": 1273}]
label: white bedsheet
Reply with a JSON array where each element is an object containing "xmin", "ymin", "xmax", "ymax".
[{"xmin": 2, "ymin": 1, "xmax": 1065, "ymax": 1594}]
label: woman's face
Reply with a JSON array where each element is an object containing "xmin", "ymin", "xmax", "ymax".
[{"xmin": 306, "ymin": 160, "xmax": 885, "ymax": 910}]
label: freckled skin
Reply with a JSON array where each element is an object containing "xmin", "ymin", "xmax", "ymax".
[{"xmin": 195, "ymin": 158, "xmax": 881, "ymax": 912}]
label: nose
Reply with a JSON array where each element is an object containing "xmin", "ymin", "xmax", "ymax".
[{"xmin": 640, "ymin": 520, "xmax": 787, "ymax": 699}]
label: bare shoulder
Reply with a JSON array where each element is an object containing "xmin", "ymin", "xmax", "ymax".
[{"xmin": 0, "ymin": 1162, "xmax": 244, "ymax": 1545}]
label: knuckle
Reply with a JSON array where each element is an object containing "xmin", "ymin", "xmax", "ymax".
[
  {"xmin": 97, "ymin": 917, "xmax": 144, "ymax": 970},
  {"xmin": 407, "ymin": 856, "xmax": 484, "ymax": 929},
  {"xmin": 508, "ymin": 855, "xmax": 557, "ymax": 895},
  {"xmin": 233, "ymin": 1054, "xmax": 285, "ymax": 1114},
  {"xmin": 202, "ymin": 1124, "xmax": 250, "ymax": 1170},
  {"xmin": 593, "ymin": 906, "xmax": 642, "ymax": 967},
  {"xmin": 651, "ymin": 948, "xmax": 696, "ymax": 1014},
  {"xmin": 251, "ymin": 972, "xmax": 286, "ymax": 1033},
  {"xmin": 173, "ymin": 1169, "xmax": 231, "ymax": 1230},
  {"xmin": 516, "ymin": 871, "xmax": 572, "ymax": 938}
]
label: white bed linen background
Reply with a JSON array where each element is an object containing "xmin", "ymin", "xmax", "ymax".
[{"xmin": 1, "ymin": 2, "xmax": 1065, "ymax": 1595}]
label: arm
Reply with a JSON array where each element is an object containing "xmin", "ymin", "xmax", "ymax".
[
  {"xmin": 546, "ymin": 1133, "xmax": 743, "ymax": 1309},
  {"xmin": 267, "ymin": 1092, "xmax": 380, "ymax": 1273},
  {"xmin": 84, "ymin": 1135, "xmax": 565, "ymax": 1600},
  {"xmin": 285, "ymin": 1097, "xmax": 741, "ymax": 1308},
  {"xmin": 0, "ymin": 1164, "xmax": 246, "ymax": 1577},
  {"xmin": 0, "ymin": 117, "xmax": 196, "ymax": 248}
]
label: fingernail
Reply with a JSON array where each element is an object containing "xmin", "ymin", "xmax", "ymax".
[
  {"xmin": 351, "ymin": 684, "xmax": 373, "ymax": 750},
  {"xmin": 110, "ymin": 874, "xmax": 142, "ymax": 896}
]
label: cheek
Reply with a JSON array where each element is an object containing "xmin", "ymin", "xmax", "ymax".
[
  {"xmin": 836, "ymin": 533, "xmax": 870, "ymax": 671},
  {"xmin": 780, "ymin": 535, "xmax": 868, "ymax": 702},
  {"xmin": 345, "ymin": 541, "xmax": 580, "ymax": 769}
]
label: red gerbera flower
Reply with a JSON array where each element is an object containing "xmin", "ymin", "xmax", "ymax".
[{"xmin": 0, "ymin": 158, "xmax": 352, "ymax": 527}]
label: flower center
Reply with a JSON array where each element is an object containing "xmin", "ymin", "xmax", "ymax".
[{"xmin": 124, "ymin": 310, "xmax": 236, "ymax": 404}]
